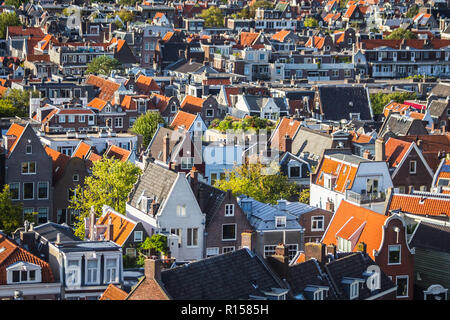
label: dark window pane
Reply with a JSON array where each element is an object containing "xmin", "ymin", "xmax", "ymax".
[
  {"xmin": 21, "ymin": 271, "xmax": 27, "ymax": 281},
  {"xmin": 24, "ymin": 183, "xmax": 34, "ymax": 199},
  {"xmin": 12, "ymin": 271, "xmax": 20, "ymax": 282},
  {"xmin": 29, "ymin": 270, "xmax": 36, "ymax": 281},
  {"xmin": 222, "ymin": 224, "xmax": 236, "ymax": 240},
  {"xmin": 290, "ymin": 166, "xmax": 300, "ymax": 177}
]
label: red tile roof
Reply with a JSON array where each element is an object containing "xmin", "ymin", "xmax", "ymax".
[
  {"xmin": 271, "ymin": 30, "xmax": 291, "ymax": 42},
  {"xmin": 240, "ymin": 32, "xmax": 260, "ymax": 46},
  {"xmin": 7, "ymin": 26, "xmax": 45, "ymax": 38},
  {"xmin": 385, "ymin": 137, "xmax": 412, "ymax": 168},
  {"xmin": 321, "ymin": 200, "xmax": 389, "ymax": 259},
  {"xmin": 72, "ymin": 141, "xmax": 92, "ymax": 159},
  {"xmin": 87, "ymin": 97, "xmax": 108, "ymax": 111},
  {"xmin": 383, "ymin": 101, "xmax": 410, "ymax": 117},
  {"xmin": 45, "ymin": 146, "xmax": 70, "ymax": 182},
  {"xmin": 0, "ymin": 234, "xmax": 55, "ymax": 285},
  {"xmin": 271, "ymin": 117, "xmax": 301, "ymax": 151},
  {"xmin": 180, "ymin": 95, "xmax": 205, "ymax": 114},
  {"xmin": 170, "ymin": 110, "xmax": 197, "ymax": 131},
  {"xmin": 5, "ymin": 123, "xmax": 25, "ymax": 155},
  {"xmin": 315, "ymin": 156, "xmax": 358, "ymax": 193},
  {"xmin": 135, "ymin": 75, "xmax": 161, "ymax": 94},
  {"xmin": 96, "ymin": 209, "xmax": 137, "ymax": 246},
  {"xmin": 100, "ymin": 284, "xmax": 128, "ymax": 300},
  {"xmin": 104, "ymin": 145, "xmax": 131, "ymax": 162},
  {"xmin": 86, "ymin": 75, "xmax": 120, "ymax": 102},
  {"xmin": 389, "ymin": 194, "xmax": 450, "ymax": 217}
]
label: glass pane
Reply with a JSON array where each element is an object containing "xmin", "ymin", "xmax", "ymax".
[
  {"xmin": 106, "ymin": 259, "xmax": 116, "ymax": 267},
  {"xmin": 13, "ymin": 271, "xmax": 20, "ymax": 282},
  {"xmin": 29, "ymin": 270, "xmax": 36, "ymax": 281},
  {"xmin": 88, "ymin": 260, "xmax": 97, "ymax": 268},
  {"xmin": 68, "ymin": 260, "xmax": 79, "ymax": 267}
]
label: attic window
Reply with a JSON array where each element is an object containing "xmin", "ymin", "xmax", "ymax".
[{"xmin": 275, "ymin": 216, "xmax": 287, "ymax": 228}]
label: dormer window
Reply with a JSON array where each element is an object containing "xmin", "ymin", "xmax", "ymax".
[
  {"xmin": 337, "ymin": 236, "xmax": 352, "ymax": 252},
  {"xmin": 7, "ymin": 262, "xmax": 42, "ymax": 284},
  {"xmin": 105, "ymin": 106, "xmax": 111, "ymax": 113},
  {"xmin": 26, "ymin": 145, "xmax": 32, "ymax": 155},
  {"xmin": 275, "ymin": 216, "xmax": 287, "ymax": 228},
  {"xmin": 341, "ymin": 278, "xmax": 362, "ymax": 300},
  {"xmin": 350, "ymin": 282, "xmax": 359, "ymax": 299}
]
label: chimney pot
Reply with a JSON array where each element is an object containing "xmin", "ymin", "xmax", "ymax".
[{"xmin": 144, "ymin": 258, "xmax": 162, "ymax": 280}]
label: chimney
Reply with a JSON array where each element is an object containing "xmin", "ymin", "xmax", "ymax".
[
  {"xmin": 106, "ymin": 216, "xmax": 114, "ymax": 241},
  {"xmin": 241, "ymin": 230, "xmax": 256, "ymax": 252},
  {"xmin": 304, "ymin": 242, "xmax": 327, "ymax": 265},
  {"xmin": 266, "ymin": 243, "xmax": 290, "ymax": 279},
  {"xmin": 362, "ymin": 149, "xmax": 371, "ymax": 159},
  {"xmin": 375, "ymin": 137, "xmax": 385, "ymax": 162},
  {"xmin": 325, "ymin": 199, "xmax": 334, "ymax": 212},
  {"xmin": 283, "ymin": 134, "xmax": 292, "ymax": 153},
  {"xmin": 190, "ymin": 167, "xmax": 199, "ymax": 200},
  {"xmin": 356, "ymin": 242, "xmax": 367, "ymax": 254},
  {"xmin": 326, "ymin": 244, "xmax": 336, "ymax": 258},
  {"xmin": 163, "ymin": 133, "xmax": 170, "ymax": 163},
  {"xmin": 55, "ymin": 232, "xmax": 62, "ymax": 246},
  {"xmin": 89, "ymin": 206, "xmax": 96, "ymax": 241},
  {"xmin": 144, "ymin": 258, "xmax": 162, "ymax": 280}
]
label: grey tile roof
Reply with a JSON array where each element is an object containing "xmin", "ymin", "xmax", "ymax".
[
  {"xmin": 430, "ymin": 83, "xmax": 450, "ymax": 98},
  {"xmin": 128, "ymin": 162, "xmax": 178, "ymax": 209},
  {"xmin": 195, "ymin": 181, "xmax": 226, "ymax": 227},
  {"xmin": 379, "ymin": 113, "xmax": 416, "ymax": 137},
  {"xmin": 318, "ymin": 86, "xmax": 372, "ymax": 121},
  {"xmin": 324, "ymin": 252, "xmax": 395, "ymax": 300},
  {"xmin": 146, "ymin": 126, "xmax": 185, "ymax": 163},
  {"xmin": 160, "ymin": 248, "xmax": 287, "ymax": 300},
  {"xmin": 56, "ymin": 240, "xmax": 121, "ymax": 253},
  {"xmin": 291, "ymin": 126, "xmax": 333, "ymax": 164},
  {"xmin": 409, "ymin": 222, "xmax": 450, "ymax": 254},
  {"xmin": 428, "ymin": 100, "xmax": 449, "ymax": 118},
  {"xmin": 33, "ymin": 222, "xmax": 81, "ymax": 243}
]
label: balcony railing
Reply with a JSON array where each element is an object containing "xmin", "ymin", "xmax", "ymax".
[{"xmin": 345, "ymin": 190, "xmax": 386, "ymax": 204}]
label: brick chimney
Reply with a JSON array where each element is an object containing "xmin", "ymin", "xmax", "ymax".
[
  {"xmin": 266, "ymin": 243, "xmax": 290, "ymax": 279},
  {"xmin": 241, "ymin": 230, "xmax": 256, "ymax": 252},
  {"xmin": 190, "ymin": 167, "xmax": 199, "ymax": 200},
  {"xmin": 325, "ymin": 199, "xmax": 334, "ymax": 212},
  {"xmin": 283, "ymin": 134, "xmax": 292, "ymax": 153},
  {"xmin": 144, "ymin": 258, "xmax": 162, "ymax": 281},
  {"xmin": 304, "ymin": 242, "xmax": 327, "ymax": 265},
  {"xmin": 375, "ymin": 137, "xmax": 385, "ymax": 162},
  {"xmin": 362, "ymin": 149, "xmax": 371, "ymax": 159},
  {"xmin": 326, "ymin": 244, "xmax": 337, "ymax": 258},
  {"xmin": 163, "ymin": 132, "xmax": 170, "ymax": 163},
  {"xmin": 89, "ymin": 206, "xmax": 96, "ymax": 241}
]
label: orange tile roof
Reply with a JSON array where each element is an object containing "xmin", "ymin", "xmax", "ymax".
[
  {"xmin": 224, "ymin": 87, "xmax": 240, "ymax": 107},
  {"xmin": 0, "ymin": 234, "xmax": 54, "ymax": 284},
  {"xmin": 5, "ymin": 123, "xmax": 25, "ymax": 155},
  {"xmin": 409, "ymin": 111, "xmax": 425, "ymax": 120},
  {"xmin": 306, "ymin": 36, "xmax": 325, "ymax": 49},
  {"xmin": 271, "ymin": 117, "xmax": 301, "ymax": 151},
  {"xmin": 240, "ymin": 32, "xmax": 260, "ymax": 46},
  {"xmin": 150, "ymin": 93, "xmax": 171, "ymax": 112},
  {"xmin": 96, "ymin": 209, "xmax": 137, "ymax": 246},
  {"xmin": 322, "ymin": 200, "xmax": 389, "ymax": 259},
  {"xmin": 162, "ymin": 31, "xmax": 174, "ymax": 42},
  {"xmin": 100, "ymin": 284, "xmax": 128, "ymax": 300},
  {"xmin": 87, "ymin": 97, "xmax": 108, "ymax": 111},
  {"xmin": 336, "ymin": 216, "xmax": 365, "ymax": 239},
  {"xmin": 7, "ymin": 26, "xmax": 45, "ymax": 38},
  {"xmin": 315, "ymin": 157, "xmax": 358, "ymax": 193},
  {"xmin": 383, "ymin": 101, "xmax": 410, "ymax": 117},
  {"xmin": 135, "ymin": 75, "xmax": 161, "ymax": 94},
  {"xmin": 0, "ymin": 85, "xmax": 7, "ymax": 97},
  {"xmin": 41, "ymin": 108, "xmax": 59, "ymax": 124},
  {"xmin": 45, "ymin": 146, "xmax": 70, "ymax": 182},
  {"xmin": 344, "ymin": 4, "xmax": 357, "ymax": 18},
  {"xmin": 351, "ymin": 132, "xmax": 373, "ymax": 144},
  {"xmin": 110, "ymin": 38, "xmax": 126, "ymax": 52},
  {"xmin": 385, "ymin": 137, "xmax": 412, "ymax": 168},
  {"xmin": 271, "ymin": 30, "xmax": 291, "ymax": 42},
  {"xmin": 86, "ymin": 75, "xmax": 120, "ymax": 102},
  {"xmin": 202, "ymin": 78, "xmax": 231, "ymax": 86},
  {"xmin": 389, "ymin": 194, "xmax": 450, "ymax": 217},
  {"xmin": 170, "ymin": 110, "xmax": 197, "ymax": 131},
  {"xmin": 180, "ymin": 95, "xmax": 204, "ymax": 114},
  {"xmin": 72, "ymin": 141, "xmax": 92, "ymax": 159},
  {"xmin": 105, "ymin": 145, "xmax": 131, "ymax": 162}
]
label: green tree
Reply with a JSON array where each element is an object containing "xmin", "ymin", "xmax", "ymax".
[
  {"xmin": 0, "ymin": 99, "xmax": 17, "ymax": 118},
  {"xmin": 214, "ymin": 162, "xmax": 299, "ymax": 205},
  {"xmin": 209, "ymin": 116, "xmax": 275, "ymax": 133},
  {"xmin": 370, "ymin": 92, "xmax": 418, "ymax": 115},
  {"xmin": 406, "ymin": 5, "xmax": 419, "ymax": 18},
  {"xmin": 0, "ymin": 11, "xmax": 21, "ymax": 39},
  {"xmin": 5, "ymin": 89, "xmax": 35, "ymax": 117},
  {"xmin": 385, "ymin": 28, "xmax": 417, "ymax": 40},
  {"xmin": 249, "ymin": 0, "xmax": 274, "ymax": 18},
  {"xmin": 4, "ymin": 0, "xmax": 26, "ymax": 8},
  {"xmin": 85, "ymin": 56, "xmax": 122, "ymax": 76},
  {"xmin": 116, "ymin": 9, "xmax": 135, "ymax": 27},
  {"xmin": 304, "ymin": 17, "xmax": 319, "ymax": 28},
  {"xmin": 69, "ymin": 157, "xmax": 141, "ymax": 239},
  {"xmin": 140, "ymin": 234, "xmax": 169, "ymax": 257},
  {"xmin": 198, "ymin": 7, "xmax": 225, "ymax": 27},
  {"xmin": 131, "ymin": 111, "xmax": 165, "ymax": 149},
  {"xmin": 299, "ymin": 188, "xmax": 310, "ymax": 204},
  {"xmin": 0, "ymin": 185, "xmax": 23, "ymax": 235}
]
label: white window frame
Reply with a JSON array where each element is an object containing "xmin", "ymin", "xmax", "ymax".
[
  {"xmin": 114, "ymin": 117, "xmax": 123, "ymax": 128},
  {"xmin": 10, "ymin": 182, "xmax": 20, "ymax": 200},
  {"xmin": 26, "ymin": 144, "xmax": 32, "ymax": 155},
  {"xmin": 350, "ymin": 282, "xmax": 359, "ymax": 300},
  {"xmin": 206, "ymin": 247, "xmax": 219, "ymax": 257},
  {"xmin": 311, "ymin": 216, "xmax": 325, "ymax": 232},
  {"xmin": 65, "ymin": 257, "xmax": 81, "ymax": 287},
  {"xmin": 222, "ymin": 223, "xmax": 237, "ymax": 241},
  {"xmin": 7, "ymin": 262, "xmax": 42, "ymax": 284},
  {"xmin": 85, "ymin": 258, "xmax": 100, "ymax": 285},
  {"xmin": 126, "ymin": 248, "xmax": 136, "ymax": 257},
  {"xmin": 176, "ymin": 205, "xmax": 186, "ymax": 217},
  {"xmin": 263, "ymin": 245, "xmax": 277, "ymax": 258},
  {"xmin": 73, "ymin": 174, "xmax": 79, "ymax": 182},
  {"xmin": 409, "ymin": 160, "xmax": 417, "ymax": 174},
  {"xmin": 37, "ymin": 207, "xmax": 48, "ymax": 224},
  {"xmin": 59, "ymin": 115, "xmax": 66, "ymax": 123},
  {"xmin": 79, "ymin": 115, "xmax": 85, "ymax": 123},
  {"xmin": 396, "ymin": 275, "xmax": 409, "ymax": 298},
  {"xmin": 225, "ymin": 204, "xmax": 234, "ymax": 217},
  {"xmin": 187, "ymin": 228, "xmax": 199, "ymax": 247},
  {"xmin": 222, "ymin": 246, "xmax": 235, "ymax": 254},
  {"xmin": 23, "ymin": 182, "xmax": 34, "ymax": 200},
  {"xmin": 275, "ymin": 216, "xmax": 287, "ymax": 228},
  {"xmin": 388, "ymin": 244, "xmax": 401, "ymax": 265},
  {"xmin": 104, "ymin": 256, "xmax": 119, "ymax": 284},
  {"xmin": 37, "ymin": 181, "xmax": 49, "ymax": 200},
  {"xmin": 134, "ymin": 231, "xmax": 143, "ymax": 242},
  {"xmin": 68, "ymin": 115, "xmax": 75, "ymax": 123},
  {"xmin": 181, "ymin": 157, "xmax": 194, "ymax": 170},
  {"xmin": 21, "ymin": 161, "xmax": 36, "ymax": 175}
]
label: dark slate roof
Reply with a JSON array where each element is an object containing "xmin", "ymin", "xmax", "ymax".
[
  {"xmin": 33, "ymin": 222, "xmax": 80, "ymax": 243},
  {"xmin": 243, "ymin": 96, "xmax": 289, "ymax": 112},
  {"xmin": 195, "ymin": 181, "xmax": 226, "ymax": 227},
  {"xmin": 409, "ymin": 222, "xmax": 450, "ymax": 254},
  {"xmin": 55, "ymin": 241, "xmax": 121, "ymax": 253},
  {"xmin": 146, "ymin": 126, "xmax": 185, "ymax": 163},
  {"xmin": 128, "ymin": 162, "xmax": 178, "ymax": 209},
  {"xmin": 167, "ymin": 58, "xmax": 218, "ymax": 74},
  {"xmin": 379, "ymin": 113, "xmax": 418, "ymax": 137},
  {"xmin": 318, "ymin": 86, "xmax": 372, "ymax": 121},
  {"xmin": 291, "ymin": 126, "xmax": 333, "ymax": 164},
  {"xmin": 430, "ymin": 83, "xmax": 450, "ymax": 98},
  {"xmin": 286, "ymin": 259, "xmax": 337, "ymax": 300},
  {"xmin": 428, "ymin": 100, "xmax": 449, "ymax": 118},
  {"xmin": 160, "ymin": 248, "xmax": 287, "ymax": 300},
  {"xmin": 324, "ymin": 252, "xmax": 395, "ymax": 300}
]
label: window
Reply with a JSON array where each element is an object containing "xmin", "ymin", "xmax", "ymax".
[
  {"xmin": 37, "ymin": 208, "xmax": 48, "ymax": 224},
  {"xmin": 366, "ymin": 179, "xmax": 379, "ymax": 194},
  {"xmin": 396, "ymin": 276, "xmax": 408, "ymax": 298},
  {"xmin": 181, "ymin": 157, "xmax": 193, "ymax": 170},
  {"xmin": 134, "ymin": 231, "xmax": 143, "ymax": 242},
  {"xmin": 68, "ymin": 115, "xmax": 75, "ymax": 123},
  {"xmin": 206, "ymin": 109, "xmax": 214, "ymax": 117},
  {"xmin": 10, "ymin": 182, "xmax": 19, "ymax": 200},
  {"xmin": 57, "ymin": 209, "xmax": 67, "ymax": 224},
  {"xmin": 79, "ymin": 115, "xmax": 85, "ymax": 123},
  {"xmin": 337, "ymin": 237, "xmax": 352, "ymax": 252},
  {"xmin": 222, "ymin": 246, "xmax": 235, "ymax": 254},
  {"xmin": 114, "ymin": 117, "xmax": 123, "ymax": 128},
  {"xmin": 187, "ymin": 228, "xmax": 198, "ymax": 247},
  {"xmin": 222, "ymin": 224, "xmax": 236, "ymax": 241},
  {"xmin": 314, "ymin": 290, "xmax": 325, "ymax": 300},
  {"xmin": 26, "ymin": 145, "xmax": 32, "ymax": 154},
  {"xmin": 22, "ymin": 162, "xmax": 36, "ymax": 174},
  {"xmin": 73, "ymin": 174, "xmax": 79, "ymax": 182},
  {"xmin": 86, "ymin": 259, "xmax": 99, "ymax": 284},
  {"xmin": 126, "ymin": 248, "xmax": 136, "ymax": 257},
  {"xmin": 170, "ymin": 228, "xmax": 182, "ymax": 247},
  {"xmin": 311, "ymin": 216, "xmax": 324, "ymax": 231},
  {"xmin": 225, "ymin": 204, "xmax": 234, "ymax": 216},
  {"xmin": 350, "ymin": 282, "xmax": 359, "ymax": 299},
  {"xmin": 275, "ymin": 216, "xmax": 287, "ymax": 228},
  {"xmin": 7, "ymin": 264, "xmax": 41, "ymax": 284},
  {"xmin": 23, "ymin": 182, "xmax": 34, "ymax": 200},
  {"xmin": 59, "ymin": 115, "xmax": 65, "ymax": 123},
  {"xmin": 105, "ymin": 258, "xmax": 118, "ymax": 284},
  {"xmin": 409, "ymin": 161, "xmax": 416, "ymax": 174},
  {"xmin": 264, "ymin": 245, "xmax": 277, "ymax": 258},
  {"xmin": 38, "ymin": 182, "xmax": 48, "ymax": 199},
  {"xmin": 289, "ymin": 166, "xmax": 300, "ymax": 178},
  {"xmin": 176, "ymin": 205, "xmax": 186, "ymax": 217},
  {"xmin": 287, "ymin": 244, "xmax": 298, "ymax": 260},
  {"xmin": 388, "ymin": 245, "xmax": 401, "ymax": 265},
  {"xmin": 66, "ymin": 259, "xmax": 80, "ymax": 286},
  {"xmin": 206, "ymin": 247, "xmax": 219, "ymax": 257}
]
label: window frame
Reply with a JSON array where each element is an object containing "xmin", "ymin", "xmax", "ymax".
[
  {"xmin": 311, "ymin": 215, "xmax": 325, "ymax": 232},
  {"xmin": 104, "ymin": 257, "xmax": 119, "ymax": 284},
  {"xmin": 388, "ymin": 244, "xmax": 401, "ymax": 265},
  {"xmin": 225, "ymin": 204, "xmax": 234, "ymax": 217},
  {"xmin": 21, "ymin": 161, "xmax": 36, "ymax": 175},
  {"xmin": 85, "ymin": 258, "xmax": 100, "ymax": 285},
  {"xmin": 37, "ymin": 181, "xmax": 49, "ymax": 200},
  {"xmin": 409, "ymin": 160, "xmax": 417, "ymax": 174},
  {"xmin": 396, "ymin": 275, "xmax": 409, "ymax": 298},
  {"xmin": 134, "ymin": 231, "xmax": 143, "ymax": 242},
  {"xmin": 23, "ymin": 182, "xmax": 34, "ymax": 200},
  {"xmin": 187, "ymin": 228, "xmax": 199, "ymax": 247},
  {"xmin": 222, "ymin": 223, "xmax": 237, "ymax": 241},
  {"xmin": 10, "ymin": 182, "xmax": 20, "ymax": 200}
]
